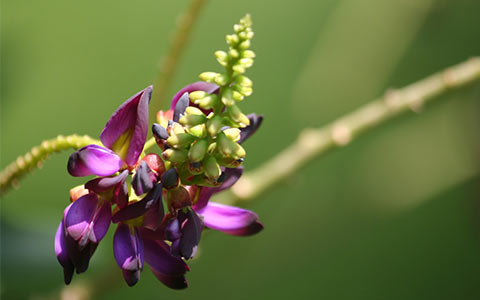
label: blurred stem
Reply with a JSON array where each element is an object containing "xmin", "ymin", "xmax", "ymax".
[
  {"xmin": 0, "ymin": 135, "xmax": 100, "ymax": 195},
  {"xmin": 227, "ymin": 57, "xmax": 480, "ymax": 204},
  {"xmin": 150, "ymin": 0, "xmax": 208, "ymax": 119}
]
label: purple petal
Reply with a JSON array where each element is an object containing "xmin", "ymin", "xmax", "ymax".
[
  {"xmin": 196, "ymin": 202, "xmax": 263, "ymax": 236},
  {"xmin": 113, "ymin": 180, "xmax": 129, "ymax": 209},
  {"xmin": 55, "ymin": 219, "xmax": 74, "ymax": 284},
  {"xmin": 100, "ymin": 86, "xmax": 152, "ymax": 166},
  {"xmin": 142, "ymin": 238, "xmax": 188, "ymax": 276},
  {"xmin": 65, "ymin": 233, "xmax": 98, "ymax": 274},
  {"xmin": 67, "ymin": 145, "xmax": 123, "ymax": 177},
  {"xmin": 84, "ymin": 170, "xmax": 129, "ymax": 193},
  {"xmin": 179, "ymin": 210, "xmax": 203, "ymax": 259},
  {"xmin": 151, "ymin": 269, "xmax": 188, "ymax": 290},
  {"xmin": 143, "ymin": 200, "xmax": 164, "ymax": 231},
  {"xmin": 113, "ymin": 224, "xmax": 144, "ymax": 287},
  {"xmin": 170, "ymin": 82, "xmax": 219, "ymax": 110},
  {"xmin": 193, "ymin": 167, "xmax": 243, "ymax": 210},
  {"xmin": 238, "ymin": 114, "xmax": 263, "ymax": 144},
  {"xmin": 65, "ymin": 194, "xmax": 111, "ymax": 245},
  {"xmin": 165, "ymin": 218, "xmax": 181, "ymax": 241},
  {"xmin": 173, "ymin": 92, "xmax": 189, "ymax": 122},
  {"xmin": 132, "ymin": 161, "xmax": 156, "ymax": 196},
  {"xmin": 112, "ymin": 183, "xmax": 163, "ymax": 223}
]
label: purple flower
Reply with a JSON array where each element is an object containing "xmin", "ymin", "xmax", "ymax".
[{"xmin": 68, "ymin": 86, "xmax": 152, "ymax": 177}]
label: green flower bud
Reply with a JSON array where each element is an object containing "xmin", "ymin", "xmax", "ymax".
[
  {"xmin": 189, "ymin": 139, "xmax": 208, "ymax": 163},
  {"xmin": 195, "ymin": 94, "xmax": 218, "ymax": 110},
  {"xmin": 239, "ymin": 58, "xmax": 254, "ymax": 68},
  {"xmin": 235, "ymin": 75, "xmax": 253, "ymax": 87},
  {"xmin": 227, "ymin": 105, "xmax": 250, "ymax": 127},
  {"xmin": 228, "ymin": 49, "xmax": 240, "ymax": 58},
  {"xmin": 221, "ymin": 88, "xmax": 235, "ymax": 106},
  {"xmin": 223, "ymin": 128, "xmax": 241, "ymax": 142},
  {"xmin": 239, "ymin": 40, "xmax": 251, "ymax": 50},
  {"xmin": 179, "ymin": 114, "xmax": 206, "ymax": 127},
  {"xmin": 214, "ymin": 73, "xmax": 229, "ymax": 86},
  {"xmin": 167, "ymin": 133, "xmax": 195, "ymax": 148},
  {"xmin": 204, "ymin": 156, "xmax": 221, "ymax": 181},
  {"xmin": 232, "ymin": 64, "xmax": 246, "ymax": 74},
  {"xmin": 234, "ymin": 85, "xmax": 253, "ymax": 96},
  {"xmin": 189, "ymin": 91, "xmax": 207, "ymax": 102},
  {"xmin": 241, "ymin": 50, "xmax": 256, "ymax": 59},
  {"xmin": 232, "ymin": 143, "xmax": 246, "ymax": 160},
  {"xmin": 199, "ymin": 72, "xmax": 218, "ymax": 82},
  {"xmin": 187, "ymin": 124, "xmax": 206, "ymax": 138},
  {"xmin": 168, "ymin": 122, "xmax": 185, "ymax": 135},
  {"xmin": 232, "ymin": 91, "xmax": 244, "ymax": 101},
  {"xmin": 207, "ymin": 116, "xmax": 223, "ymax": 137},
  {"xmin": 239, "ymin": 14, "xmax": 252, "ymax": 27},
  {"xmin": 233, "ymin": 24, "xmax": 244, "ymax": 33},
  {"xmin": 217, "ymin": 132, "xmax": 246, "ymax": 160},
  {"xmin": 162, "ymin": 148, "xmax": 188, "ymax": 163},
  {"xmin": 207, "ymin": 142, "xmax": 217, "ymax": 153},
  {"xmin": 226, "ymin": 34, "xmax": 240, "ymax": 45}
]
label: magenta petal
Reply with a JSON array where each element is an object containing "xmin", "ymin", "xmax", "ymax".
[
  {"xmin": 196, "ymin": 202, "xmax": 263, "ymax": 236},
  {"xmin": 65, "ymin": 194, "xmax": 111, "ymax": 245},
  {"xmin": 67, "ymin": 145, "xmax": 123, "ymax": 177},
  {"xmin": 85, "ymin": 170, "xmax": 129, "ymax": 193},
  {"xmin": 151, "ymin": 269, "xmax": 188, "ymax": 290},
  {"xmin": 100, "ymin": 86, "xmax": 152, "ymax": 166},
  {"xmin": 170, "ymin": 82, "xmax": 219, "ymax": 110},
  {"xmin": 55, "ymin": 219, "xmax": 74, "ymax": 284},
  {"xmin": 113, "ymin": 223, "xmax": 144, "ymax": 287},
  {"xmin": 142, "ymin": 238, "xmax": 188, "ymax": 276},
  {"xmin": 193, "ymin": 167, "xmax": 243, "ymax": 210}
]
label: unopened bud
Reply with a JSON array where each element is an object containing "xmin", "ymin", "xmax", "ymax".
[
  {"xmin": 199, "ymin": 72, "xmax": 218, "ymax": 82},
  {"xmin": 214, "ymin": 73, "xmax": 229, "ymax": 86},
  {"xmin": 233, "ymin": 24, "xmax": 244, "ymax": 33},
  {"xmin": 196, "ymin": 94, "xmax": 218, "ymax": 110},
  {"xmin": 221, "ymin": 88, "xmax": 235, "ymax": 106},
  {"xmin": 227, "ymin": 105, "xmax": 250, "ymax": 127},
  {"xmin": 229, "ymin": 49, "xmax": 240, "ymax": 58},
  {"xmin": 179, "ymin": 114, "xmax": 206, "ymax": 127},
  {"xmin": 232, "ymin": 64, "xmax": 245, "ymax": 74},
  {"xmin": 189, "ymin": 91, "xmax": 207, "ymax": 102},
  {"xmin": 223, "ymin": 128, "xmax": 241, "ymax": 142},
  {"xmin": 167, "ymin": 133, "xmax": 195, "ymax": 148},
  {"xmin": 161, "ymin": 168, "xmax": 179, "ymax": 189},
  {"xmin": 232, "ymin": 91, "xmax": 244, "ymax": 101},
  {"xmin": 235, "ymin": 75, "xmax": 252, "ymax": 87},
  {"xmin": 226, "ymin": 34, "xmax": 239, "ymax": 45},
  {"xmin": 187, "ymin": 124, "xmax": 206, "ymax": 138},
  {"xmin": 239, "ymin": 40, "xmax": 251, "ymax": 49},
  {"xmin": 189, "ymin": 139, "xmax": 208, "ymax": 163},
  {"xmin": 241, "ymin": 50, "xmax": 256, "ymax": 58},
  {"xmin": 207, "ymin": 116, "xmax": 223, "ymax": 137},
  {"xmin": 167, "ymin": 186, "xmax": 192, "ymax": 210},
  {"xmin": 239, "ymin": 58, "xmax": 254, "ymax": 68},
  {"xmin": 204, "ymin": 156, "xmax": 221, "ymax": 181},
  {"xmin": 162, "ymin": 148, "xmax": 188, "ymax": 163}
]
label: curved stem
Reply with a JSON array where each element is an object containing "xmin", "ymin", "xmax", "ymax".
[
  {"xmin": 150, "ymin": 0, "xmax": 208, "ymax": 117},
  {"xmin": 227, "ymin": 57, "xmax": 480, "ymax": 203},
  {"xmin": 0, "ymin": 134, "xmax": 100, "ymax": 195}
]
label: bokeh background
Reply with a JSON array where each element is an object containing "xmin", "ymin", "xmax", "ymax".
[{"xmin": 2, "ymin": 0, "xmax": 480, "ymax": 299}]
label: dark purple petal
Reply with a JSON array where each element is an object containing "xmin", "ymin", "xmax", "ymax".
[
  {"xmin": 165, "ymin": 218, "xmax": 181, "ymax": 241},
  {"xmin": 100, "ymin": 86, "xmax": 152, "ymax": 166},
  {"xmin": 112, "ymin": 183, "xmax": 163, "ymax": 223},
  {"xmin": 170, "ymin": 82, "xmax": 219, "ymax": 110},
  {"xmin": 84, "ymin": 170, "xmax": 129, "ymax": 193},
  {"xmin": 132, "ymin": 161, "xmax": 157, "ymax": 196},
  {"xmin": 196, "ymin": 202, "xmax": 263, "ymax": 236},
  {"xmin": 65, "ymin": 234, "xmax": 98, "ymax": 274},
  {"xmin": 151, "ymin": 269, "xmax": 188, "ymax": 290},
  {"xmin": 67, "ymin": 145, "xmax": 123, "ymax": 177},
  {"xmin": 55, "ymin": 219, "xmax": 74, "ymax": 284},
  {"xmin": 193, "ymin": 167, "xmax": 243, "ymax": 210},
  {"xmin": 152, "ymin": 123, "xmax": 169, "ymax": 140},
  {"xmin": 142, "ymin": 199, "xmax": 164, "ymax": 231},
  {"xmin": 238, "ymin": 114, "xmax": 263, "ymax": 144},
  {"xmin": 142, "ymin": 238, "xmax": 188, "ymax": 276},
  {"xmin": 113, "ymin": 224, "xmax": 144, "ymax": 286},
  {"xmin": 65, "ymin": 194, "xmax": 111, "ymax": 246},
  {"xmin": 179, "ymin": 210, "xmax": 203, "ymax": 259},
  {"xmin": 161, "ymin": 168, "xmax": 179, "ymax": 190},
  {"xmin": 173, "ymin": 92, "xmax": 189, "ymax": 122}
]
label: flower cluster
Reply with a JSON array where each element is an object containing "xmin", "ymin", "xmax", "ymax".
[{"xmin": 55, "ymin": 14, "xmax": 263, "ymax": 289}]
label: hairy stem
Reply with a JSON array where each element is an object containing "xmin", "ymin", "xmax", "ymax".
[
  {"xmin": 228, "ymin": 57, "xmax": 480, "ymax": 203},
  {"xmin": 150, "ymin": 0, "xmax": 208, "ymax": 118},
  {"xmin": 0, "ymin": 135, "xmax": 100, "ymax": 195}
]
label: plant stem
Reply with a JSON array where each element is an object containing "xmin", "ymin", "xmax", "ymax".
[
  {"xmin": 150, "ymin": 0, "xmax": 208, "ymax": 118},
  {"xmin": 227, "ymin": 57, "xmax": 480, "ymax": 203},
  {"xmin": 0, "ymin": 135, "xmax": 100, "ymax": 195}
]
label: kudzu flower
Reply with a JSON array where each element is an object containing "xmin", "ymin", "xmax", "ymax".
[{"xmin": 55, "ymin": 13, "xmax": 263, "ymax": 289}]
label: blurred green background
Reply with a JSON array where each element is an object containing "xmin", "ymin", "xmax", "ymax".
[{"xmin": 2, "ymin": 0, "xmax": 480, "ymax": 299}]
